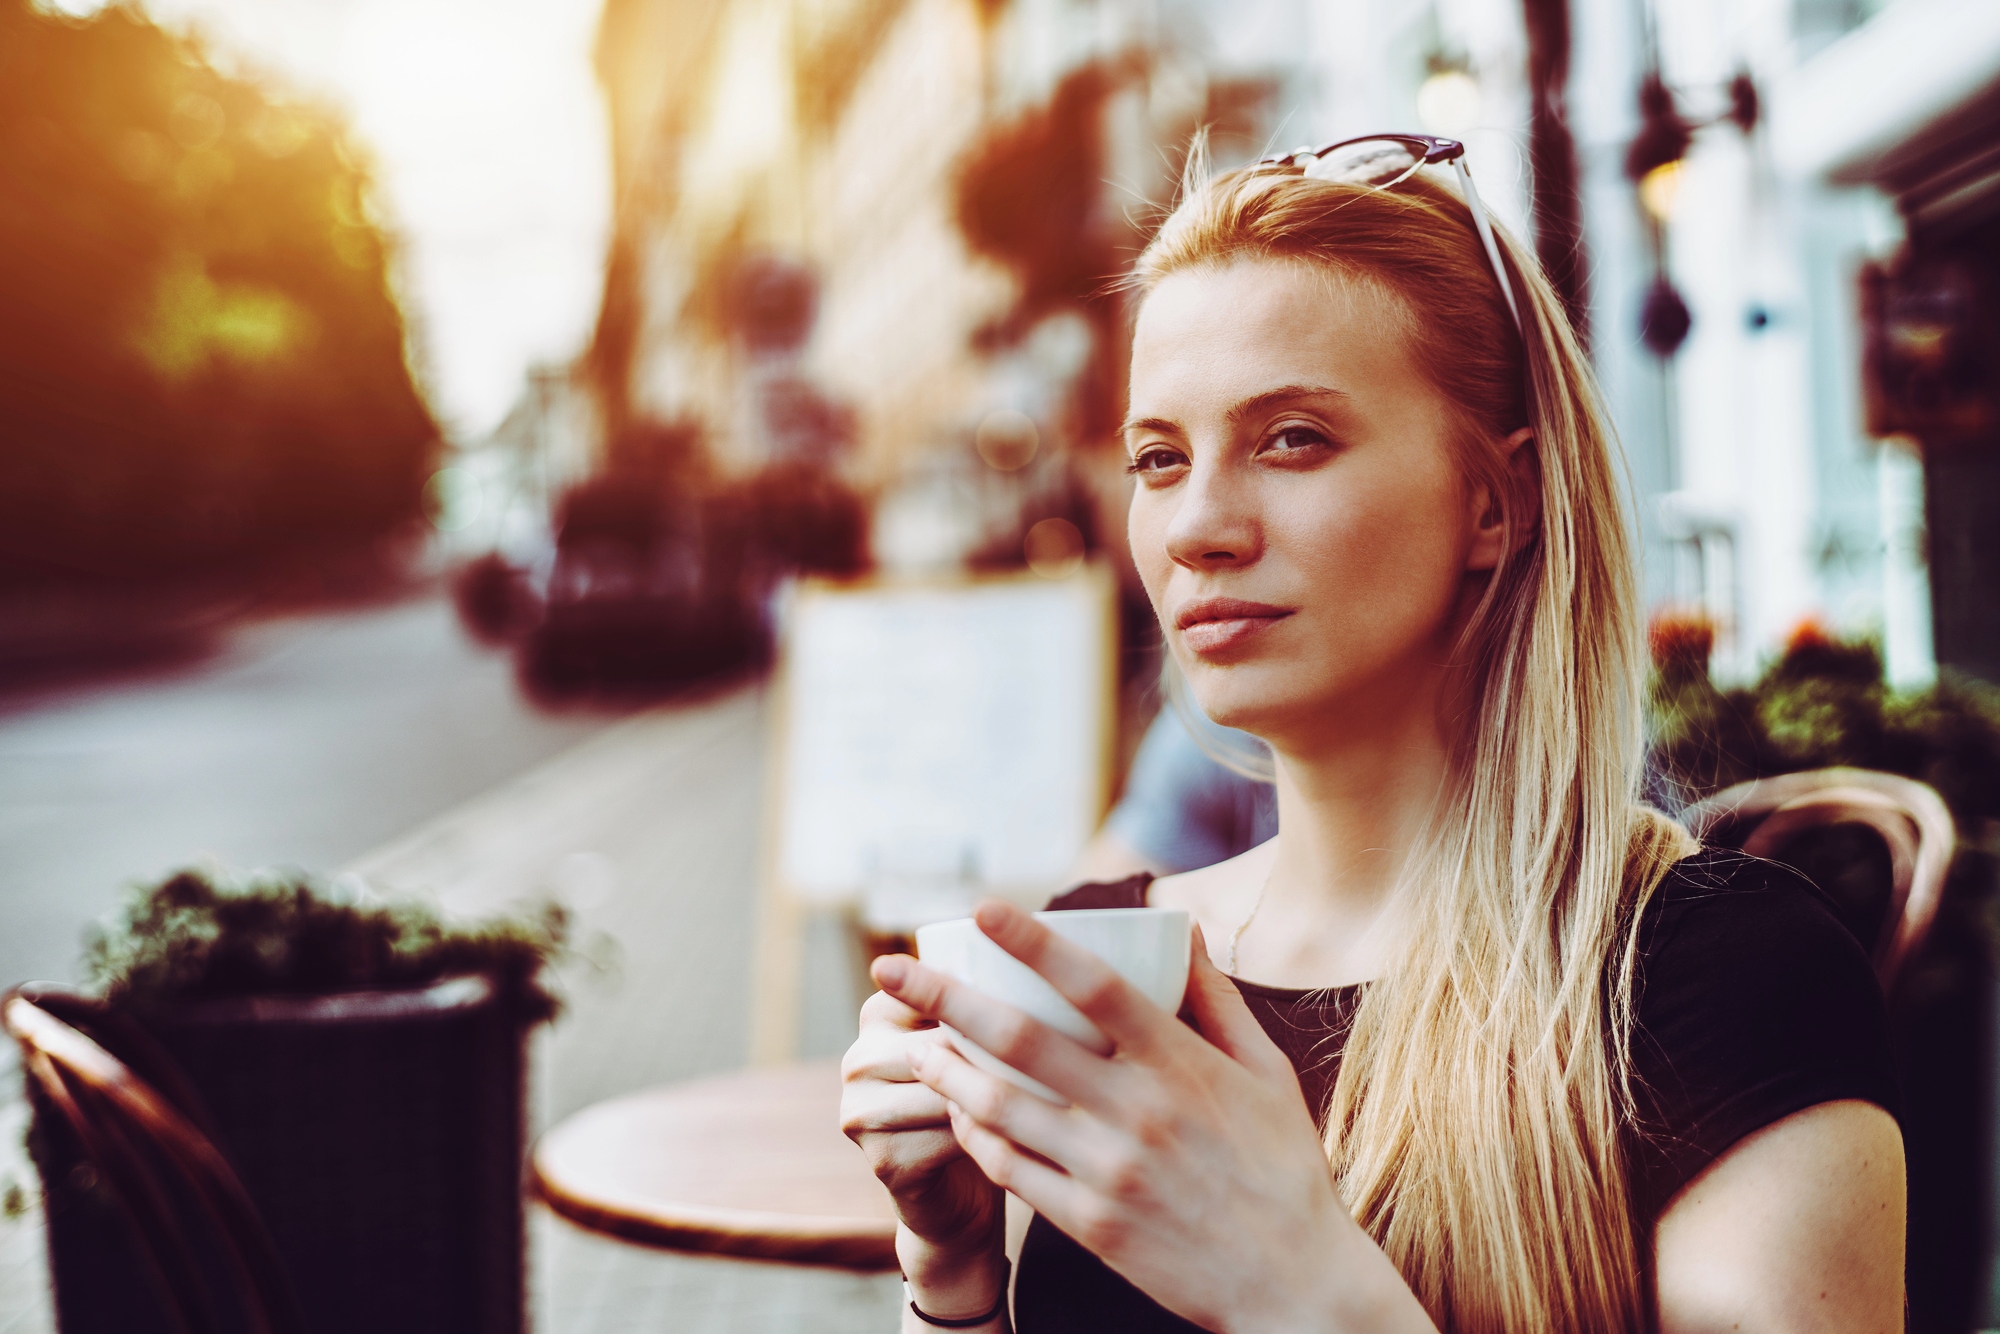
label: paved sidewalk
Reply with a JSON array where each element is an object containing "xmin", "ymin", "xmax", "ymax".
[{"xmin": 1, "ymin": 683, "xmax": 899, "ymax": 1333}]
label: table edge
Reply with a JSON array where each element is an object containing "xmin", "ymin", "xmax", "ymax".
[{"xmin": 531, "ymin": 1168, "xmax": 899, "ymax": 1271}]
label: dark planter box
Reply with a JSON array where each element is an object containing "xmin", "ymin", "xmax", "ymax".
[{"xmin": 29, "ymin": 975, "xmax": 528, "ymax": 1334}]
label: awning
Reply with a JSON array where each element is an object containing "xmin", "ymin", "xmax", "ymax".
[{"xmin": 1770, "ymin": 0, "xmax": 2000, "ymax": 227}]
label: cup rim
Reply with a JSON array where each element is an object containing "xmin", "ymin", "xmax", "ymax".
[
  {"xmin": 1029, "ymin": 907, "xmax": 1188, "ymax": 924},
  {"xmin": 917, "ymin": 906, "xmax": 1189, "ymax": 937}
]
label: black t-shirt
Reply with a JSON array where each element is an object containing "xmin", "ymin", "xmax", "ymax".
[{"xmin": 1013, "ymin": 847, "xmax": 1903, "ymax": 1332}]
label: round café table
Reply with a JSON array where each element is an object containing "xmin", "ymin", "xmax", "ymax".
[{"xmin": 530, "ymin": 1058, "xmax": 899, "ymax": 1269}]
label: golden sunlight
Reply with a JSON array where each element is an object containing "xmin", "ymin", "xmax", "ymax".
[{"xmin": 130, "ymin": 0, "xmax": 613, "ymax": 437}]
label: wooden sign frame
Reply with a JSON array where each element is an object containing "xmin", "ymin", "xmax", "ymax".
[{"xmin": 750, "ymin": 562, "xmax": 1119, "ymax": 1062}]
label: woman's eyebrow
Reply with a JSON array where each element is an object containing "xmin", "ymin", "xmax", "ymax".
[
  {"xmin": 1119, "ymin": 414, "xmax": 1182, "ymax": 440},
  {"xmin": 1120, "ymin": 384, "xmax": 1349, "ymax": 442},
  {"xmin": 1225, "ymin": 384, "xmax": 1350, "ymax": 425}
]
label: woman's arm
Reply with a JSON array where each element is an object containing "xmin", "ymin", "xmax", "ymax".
[
  {"xmin": 875, "ymin": 902, "xmax": 1437, "ymax": 1334},
  {"xmin": 1654, "ymin": 1100, "xmax": 1905, "ymax": 1333}
]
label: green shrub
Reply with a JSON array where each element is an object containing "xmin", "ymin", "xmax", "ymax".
[
  {"xmin": 1647, "ymin": 617, "xmax": 2000, "ymax": 999},
  {"xmin": 85, "ymin": 867, "xmax": 568, "ymax": 1022},
  {"xmin": 1647, "ymin": 618, "xmax": 2000, "ymax": 830}
]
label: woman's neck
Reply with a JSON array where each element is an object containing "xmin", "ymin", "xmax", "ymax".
[{"xmin": 1242, "ymin": 681, "xmax": 1453, "ymax": 986}]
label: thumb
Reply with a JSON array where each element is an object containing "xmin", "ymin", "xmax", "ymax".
[{"xmin": 1185, "ymin": 923, "xmax": 1295, "ymax": 1084}]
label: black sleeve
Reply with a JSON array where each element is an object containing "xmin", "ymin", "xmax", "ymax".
[
  {"xmin": 1625, "ymin": 849, "xmax": 1904, "ymax": 1221},
  {"xmin": 1043, "ymin": 874, "xmax": 1153, "ymax": 911}
]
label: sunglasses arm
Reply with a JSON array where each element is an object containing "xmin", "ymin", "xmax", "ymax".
[{"xmin": 1453, "ymin": 157, "xmax": 1527, "ymax": 341}]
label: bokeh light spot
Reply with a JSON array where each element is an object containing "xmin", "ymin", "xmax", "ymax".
[
  {"xmin": 331, "ymin": 227, "xmax": 375, "ymax": 270},
  {"xmin": 976, "ymin": 409, "xmax": 1039, "ymax": 471},
  {"xmin": 248, "ymin": 107, "xmax": 312, "ymax": 159},
  {"xmin": 134, "ymin": 257, "xmax": 311, "ymax": 380},
  {"xmin": 1416, "ymin": 70, "xmax": 1482, "ymax": 138},
  {"xmin": 424, "ymin": 466, "xmax": 483, "ymax": 532},
  {"xmin": 174, "ymin": 146, "xmax": 234, "ymax": 198},
  {"xmin": 1024, "ymin": 517, "xmax": 1084, "ymax": 579},
  {"xmin": 1640, "ymin": 160, "xmax": 1684, "ymax": 221},
  {"xmin": 168, "ymin": 92, "xmax": 226, "ymax": 150},
  {"xmin": 113, "ymin": 129, "xmax": 169, "ymax": 183}
]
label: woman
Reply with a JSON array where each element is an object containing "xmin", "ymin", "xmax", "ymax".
[{"xmin": 839, "ymin": 138, "xmax": 1905, "ymax": 1332}]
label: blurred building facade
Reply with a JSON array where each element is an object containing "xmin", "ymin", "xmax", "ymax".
[
  {"xmin": 1760, "ymin": 0, "xmax": 2000, "ymax": 685},
  {"xmin": 581, "ymin": 0, "xmax": 1999, "ymax": 681},
  {"xmin": 1586, "ymin": 0, "xmax": 1997, "ymax": 687}
]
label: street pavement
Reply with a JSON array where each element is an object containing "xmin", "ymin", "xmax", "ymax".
[
  {"xmin": 0, "ymin": 594, "xmax": 615, "ymax": 995},
  {"xmin": 345, "ymin": 686, "xmax": 894, "ymax": 1331},
  {"xmin": 0, "ymin": 594, "xmax": 895, "ymax": 1332}
]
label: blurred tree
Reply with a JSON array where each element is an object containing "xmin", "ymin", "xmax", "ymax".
[
  {"xmin": 954, "ymin": 61, "xmax": 1135, "ymax": 443},
  {"xmin": 0, "ymin": 0, "xmax": 437, "ymax": 589}
]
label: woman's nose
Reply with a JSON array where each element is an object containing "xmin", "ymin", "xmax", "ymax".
[{"xmin": 1163, "ymin": 465, "xmax": 1261, "ymax": 571}]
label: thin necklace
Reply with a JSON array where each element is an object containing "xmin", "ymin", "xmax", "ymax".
[{"xmin": 1224, "ymin": 867, "xmax": 1274, "ymax": 976}]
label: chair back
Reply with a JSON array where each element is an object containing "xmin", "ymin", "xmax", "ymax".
[
  {"xmin": 4, "ymin": 989, "xmax": 307, "ymax": 1334},
  {"xmin": 1680, "ymin": 767, "xmax": 1954, "ymax": 989}
]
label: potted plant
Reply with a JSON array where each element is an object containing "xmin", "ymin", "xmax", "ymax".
[{"xmin": 19, "ymin": 867, "xmax": 567, "ymax": 1334}]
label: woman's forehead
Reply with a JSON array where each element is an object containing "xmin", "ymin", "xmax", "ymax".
[{"xmin": 1128, "ymin": 259, "xmax": 1414, "ymax": 414}]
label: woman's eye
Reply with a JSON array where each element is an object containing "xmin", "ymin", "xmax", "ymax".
[
  {"xmin": 1125, "ymin": 448, "xmax": 1188, "ymax": 476},
  {"xmin": 1261, "ymin": 425, "xmax": 1330, "ymax": 455}
]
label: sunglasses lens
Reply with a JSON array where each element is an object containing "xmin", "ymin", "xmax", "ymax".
[{"xmin": 1300, "ymin": 139, "xmax": 1424, "ymax": 188}]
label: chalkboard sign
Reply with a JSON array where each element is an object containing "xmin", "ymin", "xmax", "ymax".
[{"xmin": 770, "ymin": 566, "xmax": 1117, "ymax": 906}]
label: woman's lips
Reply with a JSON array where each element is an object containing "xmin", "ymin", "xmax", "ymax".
[{"xmin": 1175, "ymin": 600, "xmax": 1293, "ymax": 656}]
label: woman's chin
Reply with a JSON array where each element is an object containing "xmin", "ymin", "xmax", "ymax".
[{"xmin": 1182, "ymin": 673, "xmax": 1294, "ymax": 739}]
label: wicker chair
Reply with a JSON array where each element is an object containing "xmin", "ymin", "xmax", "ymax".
[
  {"xmin": 9, "ymin": 974, "xmax": 526, "ymax": 1334},
  {"xmin": 1679, "ymin": 766, "xmax": 1955, "ymax": 989},
  {"xmin": 4, "ymin": 988, "xmax": 306, "ymax": 1334}
]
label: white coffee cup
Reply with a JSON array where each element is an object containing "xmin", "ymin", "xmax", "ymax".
[{"xmin": 914, "ymin": 908, "xmax": 1192, "ymax": 1102}]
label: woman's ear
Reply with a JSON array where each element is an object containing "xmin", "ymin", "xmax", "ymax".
[{"xmin": 1464, "ymin": 428, "xmax": 1539, "ymax": 572}]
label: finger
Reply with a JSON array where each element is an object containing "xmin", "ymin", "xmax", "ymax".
[
  {"xmin": 970, "ymin": 900, "xmax": 1182, "ymax": 1060},
  {"xmin": 945, "ymin": 1101, "xmax": 1089, "ymax": 1223},
  {"xmin": 872, "ymin": 953, "xmax": 1117, "ymax": 1111},
  {"xmin": 839, "ymin": 1077, "xmax": 952, "ymax": 1142},
  {"xmin": 859, "ymin": 985, "xmax": 935, "ymax": 1032},
  {"xmin": 909, "ymin": 1037, "xmax": 1101, "ymax": 1173},
  {"xmin": 842, "ymin": 1018, "xmax": 952, "ymax": 1084},
  {"xmin": 1185, "ymin": 925, "xmax": 1298, "ymax": 1086}
]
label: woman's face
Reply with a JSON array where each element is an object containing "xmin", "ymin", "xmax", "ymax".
[{"xmin": 1125, "ymin": 258, "xmax": 1499, "ymax": 751}]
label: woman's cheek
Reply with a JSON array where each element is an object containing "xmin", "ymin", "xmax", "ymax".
[
  {"xmin": 1127, "ymin": 497, "xmax": 1173, "ymax": 609},
  {"xmin": 1286, "ymin": 500, "xmax": 1460, "ymax": 669}
]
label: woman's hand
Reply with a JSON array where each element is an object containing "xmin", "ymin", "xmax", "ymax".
[
  {"xmin": 873, "ymin": 901, "xmax": 1437, "ymax": 1334},
  {"xmin": 839, "ymin": 985, "xmax": 1006, "ymax": 1320}
]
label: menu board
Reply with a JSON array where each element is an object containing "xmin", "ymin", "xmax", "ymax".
[{"xmin": 772, "ymin": 566, "xmax": 1117, "ymax": 905}]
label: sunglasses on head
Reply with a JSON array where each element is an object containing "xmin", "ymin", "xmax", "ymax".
[{"xmin": 1259, "ymin": 134, "xmax": 1529, "ymax": 345}]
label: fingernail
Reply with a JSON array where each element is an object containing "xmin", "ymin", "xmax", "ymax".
[{"xmin": 972, "ymin": 899, "xmax": 1015, "ymax": 933}]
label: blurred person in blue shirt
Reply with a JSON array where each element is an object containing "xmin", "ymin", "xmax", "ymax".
[{"xmin": 1072, "ymin": 704, "xmax": 1278, "ymax": 879}]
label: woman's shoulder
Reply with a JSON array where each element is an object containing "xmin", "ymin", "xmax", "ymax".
[
  {"xmin": 1637, "ymin": 844, "xmax": 1871, "ymax": 968},
  {"xmin": 1625, "ymin": 844, "xmax": 1903, "ymax": 1217},
  {"xmin": 1634, "ymin": 843, "xmax": 1889, "ymax": 1032}
]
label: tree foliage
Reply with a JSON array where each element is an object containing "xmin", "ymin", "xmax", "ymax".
[
  {"xmin": 1648, "ymin": 615, "xmax": 2000, "ymax": 829},
  {"xmin": 0, "ymin": 0, "xmax": 437, "ymax": 587}
]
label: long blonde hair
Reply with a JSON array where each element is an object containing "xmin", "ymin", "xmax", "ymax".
[{"xmin": 1132, "ymin": 155, "xmax": 1696, "ymax": 1331}]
